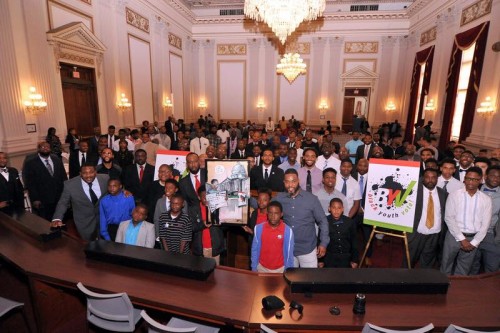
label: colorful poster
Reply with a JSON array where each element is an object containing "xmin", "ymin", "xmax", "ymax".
[
  {"xmin": 154, "ymin": 150, "xmax": 190, "ymax": 180},
  {"xmin": 364, "ymin": 159, "xmax": 421, "ymax": 232}
]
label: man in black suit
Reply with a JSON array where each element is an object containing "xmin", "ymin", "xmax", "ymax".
[
  {"xmin": 89, "ymin": 126, "xmax": 101, "ymax": 154},
  {"xmin": 105, "ymin": 125, "xmax": 119, "ymax": 149},
  {"xmin": 245, "ymin": 131, "xmax": 264, "ymax": 156},
  {"xmin": 405, "ymin": 168, "xmax": 447, "ymax": 268},
  {"xmin": 250, "ymin": 148, "xmax": 284, "ymax": 192},
  {"xmin": 69, "ymin": 140, "xmax": 98, "ymax": 178},
  {"xmin": 355, "ymin": 133, "xmax": 375, "ymax": 163},
  {"xmin": 164, "ymin": 116, "xmax": 175, "ymax": 138},
  {"xmin": 23, "ymin": 142, "xmax": 67, "ymax": 220},
  {"xmin": 179, "ymin": 153, "xmax": 206, "ymax": 222},
  {"xmin": 230, "ymin": 139, "xmax": 247, "ymax": 159},
  {"xmin": 0, "ymin": 152, "xmax": 25, "ymax": 216},
  {"xmin": 122, "ymin": 149, "xmax": 154, "ymax": 204}
]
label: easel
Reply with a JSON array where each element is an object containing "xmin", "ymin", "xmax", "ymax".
[{"xmin": 359, "ymin": 226, "xmax": 411, "ymax": 269}]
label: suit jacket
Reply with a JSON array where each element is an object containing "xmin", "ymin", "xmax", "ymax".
[
  {"xmin": 115, "ymin": 220, "xmax": 155, "ymax": 248},
  {"xmin": 179, "ymin": 171, "xmax": 207, "ymax": 222},
  {"xmin": 355, "ymin": 143, "xmax": 376, "ymax": 163},
  {"xmin": 89, "ymin": 136, "xmax": 100, "ymax": 154},
  {"xmin": 410, "ymin": 183, "xmax": 447, "ymax": 237},
  {"xmin": 69, "ymin": 151, "xmax": 98, "ymax": 178},
  {"xmin": 250, "ymin": 165, "xmax": 285, "ymax": 192},
  {"xmin": 53, "ymin": 174, "xmax": 109, "ymax": 241},
  {"xmin": 23, "ymin": 154, "xmax": 67, "ymax": 205},
  {"xmin": 122, "ymin": 163, "xmax": 155, "ymax": 202},
  {"xmin": 230, "ymin": 150, "xmax": 247, "ymax": 159},
  {"xmin": 245, "ymin": 142, "xmax": 264, "ymax": 157},
  {"xmin": 0, "ymin": 167, "xmax": 25, "ymax": 215}
]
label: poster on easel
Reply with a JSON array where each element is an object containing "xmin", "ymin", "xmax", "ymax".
[
  {"xmin": 205, "ymin": 160, "xmax": 250, "ymax": 225},
  {"xmin": 154, "ymin": 150, "xmax": 190, "ymax": 180},
  {"xmin": 363, "ymin": 159, "xmax": 421, "ymax": 232}
]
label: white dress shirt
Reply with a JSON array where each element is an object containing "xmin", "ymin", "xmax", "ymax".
[
  {"xmin": 190, "ymin": 137, "xmax": 209, "ymax": 155},
  {"xmin": 81, "ymin": 177, "xmax": 102, "ymax": 202},
  {"xmin": 335, "ymin": 175, "xmax": 362, "ymax": 213},
  {"xmin": 190, "ymin": 170, "xmax": 202, "ymax": 191},
  {"xmin": 316, "ymin": 155, "xmax": 341, "ymax": 171},
  {"xmin": 445, "ymin": 188, "xmax": 492, "ymax": 247},
  {"xmin": 1, "ymin": 167, "xmax": 9, "ymax": 181},
  {"xmin": 437, "ymin": 175, "xmax": 463, "ymax": 194},
  {"xmin": 216, "ymin": 129, "xmax": 230, "ymax": 144},
  {"xmin": 112, "ymin": 138, "xmax": 135, "ymax": 151},
  {"xmin": 417, "ymin": 187, "xmax": 442, "ymax": 235}
]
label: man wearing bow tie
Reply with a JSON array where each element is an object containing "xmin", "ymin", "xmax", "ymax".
[
  {"xmin": 453, "ymin": 150, "xmax": 475, "ymax": 182},
  {"xmin": 0, "ymin": 152, "xmax": 25, "ymax": 216}
]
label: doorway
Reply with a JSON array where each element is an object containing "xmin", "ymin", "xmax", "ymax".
[
  {"xmin": 342, "ymin": 88, "xmax": 370, "ymax": 133},
  {"xmin": 60, "ymin": 63, "xmax": 99, "ymax": 137}
]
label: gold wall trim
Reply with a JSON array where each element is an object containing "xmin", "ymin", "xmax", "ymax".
[
  {"xmin": 284, "ymin": 42, "xmax": 311, "ymax": 55},
  {"xmin": 169, "ymin": 33, "xmax": 183, "ymax": 50},
  {"xmin": 126, "ymin": 7, "xmax": 150, "ymax": 34},
  {"xmin": 344, "ymin": 42, "xmax": 379, "ymax": 54},
  {"xmin": 460, "ymin": 0, "xmax": 492, "ymax": 26},
  {"xmin": 47, "ymin": 0, "xmax": 94, "ymax": 32},
  {"xmin": 420, "ymin": 26, "xmax": 437, "ymax": 46},
  {"xmin": 217, "ymin": 44, "xmax": 246, "ymax": 55}
]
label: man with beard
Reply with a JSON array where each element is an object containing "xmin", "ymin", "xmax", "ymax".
[
  {"xmin": 230, "ymin": 139, "xmax": 247, "ymax": 159},
  {"xmin": 298, "ymin": 148, "xmax": 323, "ymax": 194},
  {"xmin": 405, "ymin": 168, "xmax": 447, "ymax": 268},
  {"xmin": 250, "ymin": 148, "xmax": 285, "ymax": 192},
  {"xmin": 316, "ymin": 142, "xmax": 341, "ymax": 171},
  {"xmin": 23, "ymin": 142, "xmax": 67, "ymax": 220},
  {"xmin": 96, "ymin": 147, "xmax": 122, "ymax": 180},
  {"xmin": 371, "ymin": 146, "xmax": 384, "ymax": 159},
  {"xmin": 399, "ymin": 144, "xmax": 421, "ymax": 161},
  {"xmin": 122, "ymin": 149, "xmax": 154, "ymax": 203},
  {"xmin": 179, "ymin": 153, "xmax": 206, "ymax": 222},
  {"xmin": 273, "ymin": 169, "xmax": 329, "ymax": 267}
]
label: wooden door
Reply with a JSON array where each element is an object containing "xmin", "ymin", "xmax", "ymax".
[
  {"xmin": 60, "ymin": 63, "xmax": 99, "ymax": 137},
  {"xmin": 342, "ymin": 97, "xmax": 355, "ymax": 133}
]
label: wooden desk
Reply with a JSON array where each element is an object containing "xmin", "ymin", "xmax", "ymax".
[{"xmin": 0, "ymin": 212, "xmax": 499, "ymax": 332}]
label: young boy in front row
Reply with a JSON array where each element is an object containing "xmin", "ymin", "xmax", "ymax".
[
  {"xmin": 251, "ymin": 201, "xmax": 294, "ymax": 273},
  {"xmin": 158, "ymin": 193, "xmax": 192, "ymax": 254},
  {"xmin": 324, "ymin": 198, "xmax": 359, "ymax": 268},
  {"xmin": 115, "ymin": 204, "xmax": 155, "ymax": 248}
]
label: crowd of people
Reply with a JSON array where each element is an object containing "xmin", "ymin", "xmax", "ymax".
[{"xmin": 0, "ymin": 114, "xmax": 498, "ymax": 276}]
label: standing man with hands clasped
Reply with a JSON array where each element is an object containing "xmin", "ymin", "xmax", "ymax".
[{"xmin": 273, "ymin": 169, "xmax": 330, "ymax": 268}]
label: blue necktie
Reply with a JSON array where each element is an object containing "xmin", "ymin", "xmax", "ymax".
[
  {"xmin": 359, "ymin": 175, "xmax": 364, "ymax": 196},
  {"xmin": 483, "ymin": 188, "xmax": 496, "ymax": 193},
  {"xmin": 342, "ymin": 177, "xmax": 347, "ymax": 196}
]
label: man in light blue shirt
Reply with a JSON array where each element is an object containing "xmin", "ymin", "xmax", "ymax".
[
  {"xmin": 115, "ymin": 204, "xmax": 155, "ymax": 248},
  {"xmin": 345, "ymin": 131, "xmax": 363, "ymax": 164},
  {"xmin": 279, "ymin": 147, "xmax": 301, "ymax": 172}
]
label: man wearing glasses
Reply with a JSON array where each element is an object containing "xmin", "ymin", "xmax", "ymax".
[{"xmin": 441, "ymin": 167, "xmax": 492, "ymax": 275}]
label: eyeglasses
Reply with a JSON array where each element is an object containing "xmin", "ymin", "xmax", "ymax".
[{"xmin": 464, "ymin": 177, "xmax": 481, "ymax": 182}]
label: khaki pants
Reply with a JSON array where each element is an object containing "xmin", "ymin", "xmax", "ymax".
[
  {"xmin": 203, "ymin": 248, "xmax": 220, "ymax": 265},
  {"xmin": 257, "ymin": 263, "xmax": 284, "ymax": 273}
]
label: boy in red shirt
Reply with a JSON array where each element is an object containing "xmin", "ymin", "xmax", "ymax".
[{"xmin": 251, "ymin": 201, "xmax": 294, "ymax": 273}]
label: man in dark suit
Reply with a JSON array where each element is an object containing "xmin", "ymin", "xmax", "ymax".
[
  {"xmin": 179, "ymin": 153, "xmax": 206, "ymax": 222},
  {"xmin": 250, "ymin": 149, "xmax": 284, "ymax": 192},
  {"xmin": 122, "ymin": 149, "xmax": 154, "ymax": 204},
  {"xmin": 355, "ymin": 133, "xmax": 376, "ymax": 163},
  {"xmin": 245, "ymin": 132, "xmax": 264, "ymax": 156},
  {"xmin": 0, "ymin": 152, "xmax": 25, "ymax": 216},
  {"xmin": 405, "ymin": 168, "xmax": 447, "ymax": 268},
  {"xmin": 89, "ymin": 126, "xmax": 101, "ymax": 154},
  {"xmin": 230, "ymin": 139, "xmax": 247, "ymax": 159},
  {"xmin": 105, "ymin": 125, "xmax": 119, "ymax": 149},
  {"xmin": 51, "ymin": 164, "xmax": 108, "ymax": 241},
  {"xmin": 69, "ymin": 140, "xmax": 98, "ymax": 178},
  {"xmin": 164, "ymin": 116, "xmax": 175, "ymax": 138},
  {"xmin": 23, "ymin": 142, "xmax": 67, "ymax": 220}
]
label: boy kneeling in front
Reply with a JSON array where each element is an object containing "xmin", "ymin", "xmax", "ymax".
[{"xmin": 251, "ymin": 201, "xmax": 294, "ymax": 273}]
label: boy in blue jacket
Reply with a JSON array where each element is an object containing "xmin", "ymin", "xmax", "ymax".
[{"xmin": 251, "ymin": 201, "xmax": 294, "ymax": 273}]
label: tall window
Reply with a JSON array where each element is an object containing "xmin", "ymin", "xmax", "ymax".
[
  {"xmin": 413, "ymin": 63, "xmax": 426, "ymax": 128},
  {"xmin": 450, "ymin": 44, "xmax": 475, "ymax": 140}
]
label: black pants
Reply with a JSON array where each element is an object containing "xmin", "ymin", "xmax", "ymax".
[{"xmin": 107, "ymin": 224, "xmax": 119, "ymax": 241}]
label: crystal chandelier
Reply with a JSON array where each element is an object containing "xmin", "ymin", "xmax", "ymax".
[
  {"xmin": 276, "ymin": 53, "xmax": 307, "ymax": 84},
  {"xmin": 244, "ymin": 0, "xmax": 326, "ymax": 44}
]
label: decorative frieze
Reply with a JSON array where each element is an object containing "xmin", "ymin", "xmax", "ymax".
[
  {"xmin": 420, "ymin": 26, "xmax": 437, "ymax": 46},
  {"xmin": 169, "ymin": 33, "xmax": 182, "ymax": 50},
  {"xmin": 460, "ymin": 0, "xmax": 491, "ymax": 26},
  {"xmin": 126, "ymin": 7, "xmax": 150, "ymax": 33},
  {"xmin": 217, "ymin": 44, "xmax": 246, "ymax": 55},
  {"xmin": 344, "ymin": 42, "xmax": 378, "ymax": 54}
]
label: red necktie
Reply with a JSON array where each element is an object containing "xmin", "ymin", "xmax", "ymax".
[
  {"xmin": 194, "ymin": 174, "xmax": 201, "ymax": 192},
  {"xmin": 139, "ymin": 165, "xmax": 144, "ymax": 183}
]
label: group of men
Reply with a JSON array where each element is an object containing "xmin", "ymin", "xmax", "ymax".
[{"xmin": 0, "ymin": 115, "xmax": 498, "ymax": 275}]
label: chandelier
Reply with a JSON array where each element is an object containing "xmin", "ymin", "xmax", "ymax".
[
  {"xmin": 244, "ymin": 0, "xmax": 326, "ymax": 44},
  {"xmin": 276, "ymin": 53, "xmax": 307, "ymax": 84}
]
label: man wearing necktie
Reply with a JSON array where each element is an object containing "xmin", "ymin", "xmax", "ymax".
[
  {"xmin": 355, "ymin": 133, "xmax": 375, "ymax": 164},
  {"xmin": 23, "ymin": 142, "xmax": 67, "ymax": 220},
  {"xmin": 250, "ymin": 149, "xmax": 285, "ymax": 192},
  {"xmin": 179, "ymin": 153, "xmax": 207, "ymax": 225},
  {"xmin": 230, "ymin": 139, "xmax": 247, "ymax": 159},
  {"xmin": 437, "ymin": 158, "xmax": 464, "ymax": 194},
  {"xmin": 51, "ymin": 164, "xmax": 109, "ymax": 241},
  {"xmin": 69, "ymin": 140, "xmax": 98, "ymax": 179},
  {"xmin": 189, "ymin": 129, "xmax": 209, "ymax": 155},
  {"xmin": 334, "ymin": 159, "xmax": 361, "ymax": 219},
  {"xmin": 122, "ymin": 149, "xmax": 154, "ymax": 203},
  {"xmin": 406, "ymin": 168, "xmax": 447, "ymax": 268},
  {"xmin": 453, "ymin": 150, "xmax": 474, "ymax": 182},
  {"xmin": 0, "ymin": 152, "xmax": 25, "ymax": 216}
]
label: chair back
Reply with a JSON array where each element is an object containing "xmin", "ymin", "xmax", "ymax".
[
  {"xmin": 361, "ymin": 323, "xmax": 435, "ymax": 333},
  {"xmin": 260, "ymin": 324, "xmax": 278, "ymax": 333},
  {"xmin": 444, "ymin": 324, "xmax": 500, "ymax": 333},
  {"xmin": 77, "ymin": 282, "xmax": 139, "ymax": 332},
  {"xmin": 141, "ymin": 310, "xmax": 197, "ymax": 333}
]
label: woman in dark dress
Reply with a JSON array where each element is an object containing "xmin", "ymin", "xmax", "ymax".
[
  {"xmin": 46, "ymin": 127, "xmax": 63, "ymax": 157},
  {"xmin": 65, "ymin": 127, "xmax": 81, "ymax": 152}
]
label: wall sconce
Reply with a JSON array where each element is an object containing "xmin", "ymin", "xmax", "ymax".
[
  {"xmin": 476, "ymin": 96, "xmax": 495, "ymax": 116},
  {"xmin": 257, "ymin": 100, "xmax": 266, "ymax": 112},
  {"xmin": 24, "ymin": 86, "xmax": 47, "ymax": 115},
  {"xmin": 163, "ymin": 97, "xmax": 173, "ymax": 114},
  {"xmin": 117, "ymin": 93, "xmax": 132, "ymax": 112},
  {"xmin": 319, "ymin": 100, "xmax": 329, "ymax": 120},
  {"xmin": 424, "ymin": 99, "xmax": 436, "ymax": 113},
  {"xmin": 198, "ymin": 100, "xmax": 207, "ymax": 115},
  {"xmin": 385, "ymin": 101, "xmax": 396, "ymax": 112}
]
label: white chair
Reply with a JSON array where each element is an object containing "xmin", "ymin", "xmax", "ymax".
[
  {"xmin": 260, "ymin": 323, "xmax": 278, "ymax": 333},
  {"xmin": 361, "ymin": 323, "xmax": 435, "ymax": 333},
  {"xmin": 0, "ymin": 296, "xmax": 31, "ymax": 332},
  {"xmin": 444, "ymin": 324, "xmax": 500, "ymax": 333},
  {"xmin": 77, "ymin": 282, "xmax": 141, "ymax": 332},
  {"xmin": 141, "ymin": 310, "xmax": 220, "ymax": 333}
]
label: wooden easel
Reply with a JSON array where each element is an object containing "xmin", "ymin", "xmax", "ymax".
[{"xmin": 359, "ymin": 226, "xmax": 411, "ymax": 269}]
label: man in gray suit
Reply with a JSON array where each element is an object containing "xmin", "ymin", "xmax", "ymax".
[
  {"xmin": 51, "ymin": 164, "xmax": 109, "ymax": 241},
  {"xmin": 115, "ymin": 204, "xmax": 155, "ymax": 248}
]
